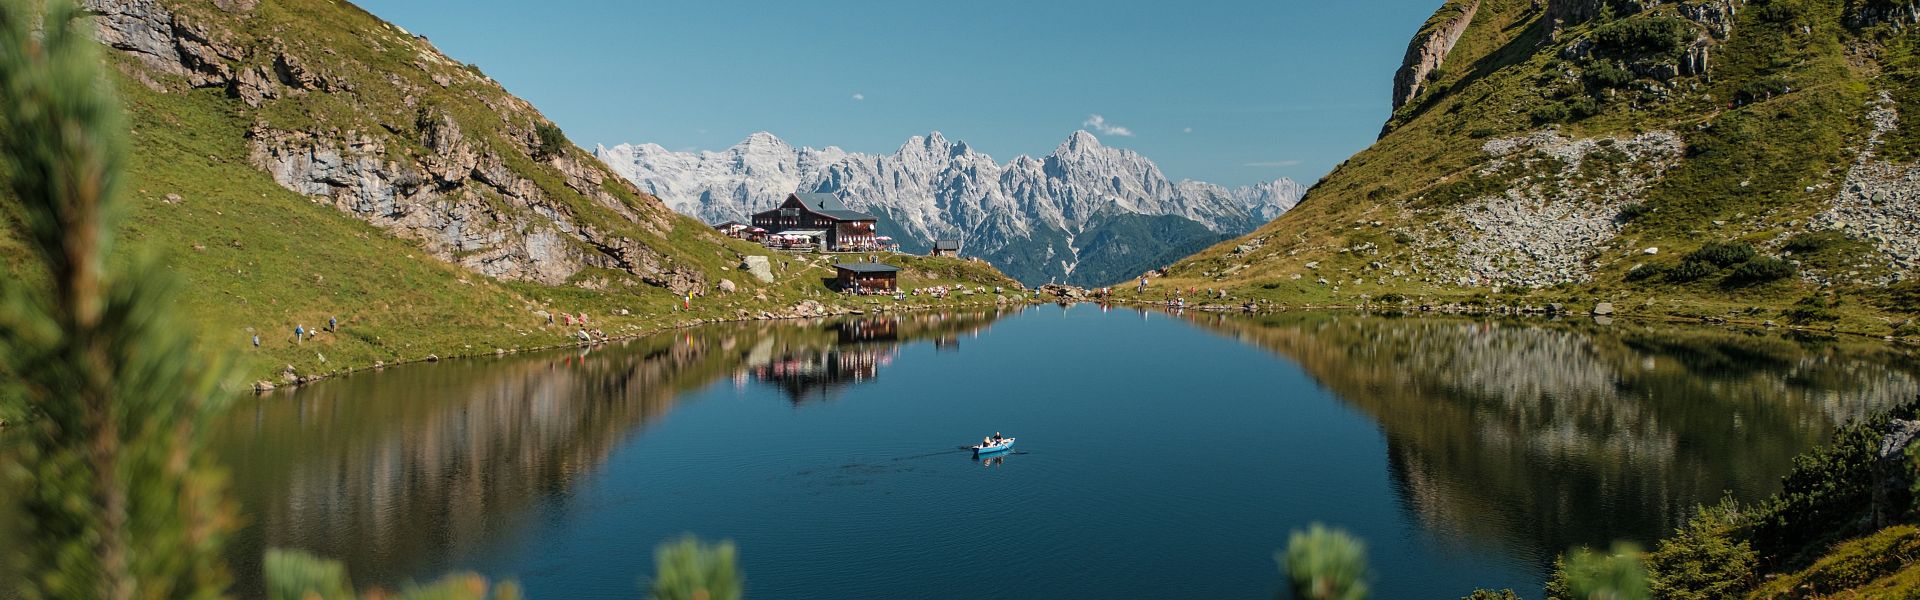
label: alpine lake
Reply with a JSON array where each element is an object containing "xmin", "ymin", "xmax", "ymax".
[{"xmin": 5, "ymin": 305, "xmax": 1919, "ymax": 598}]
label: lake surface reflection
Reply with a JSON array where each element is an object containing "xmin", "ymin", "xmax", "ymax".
[
  {"xmin": 9, "ymin": 306, "xmax": 1914, "ymax": 598},
  {"xmin": 1177, "ymin": 310, "xmax": 1918, "ymax": 566}
]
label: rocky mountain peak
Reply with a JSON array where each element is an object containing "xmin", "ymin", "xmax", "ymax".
[
  {"xmin": 1058, "ymin": 130, "xmax": 1102, "ymax": 154},
  {"xmin": 736, "ymin": 131, "xmax": 791, "ymax": 151},
  {"xmin": 596, "ymin": 129, "xmax": 1304, "ymax": 286}
]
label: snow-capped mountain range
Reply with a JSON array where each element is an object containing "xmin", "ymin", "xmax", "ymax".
[{"xmin": 593, "ymin": 130, "xmax": 1303, "ymax": 286}]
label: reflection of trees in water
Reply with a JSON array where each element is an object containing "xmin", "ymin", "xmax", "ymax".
[
  {"xmin": 1186, "ymin": 312, "xmax": 1920, "ymax": 566},
  {"xmin": 212, "ymin": 308, "xmax": 1014, "ymax": 593}
]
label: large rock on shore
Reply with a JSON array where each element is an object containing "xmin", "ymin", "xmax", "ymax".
[{"xmin": 742, "ymin": 256, "xmax": 775, "ymax": 283}]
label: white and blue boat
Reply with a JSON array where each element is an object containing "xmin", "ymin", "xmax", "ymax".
[{"xmin": 972, "ymin": 437, "xmax": 1015, "ymax": 456}]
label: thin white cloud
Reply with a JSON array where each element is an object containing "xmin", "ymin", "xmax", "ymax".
[
  {"xmin": 1082, "ymin": 114, "xmax": 1134, "ymax": 137},
  {"xmin": 1182, "ymin": 127, "xmax": 1193, "ymax": 134},
  {"xmin": 1243, "ymin": 160, "xmax": 1303, "ymax": 168},
  {"xmin": 851, "ymin": 93, "xmax": 865, "ymax": 101}
]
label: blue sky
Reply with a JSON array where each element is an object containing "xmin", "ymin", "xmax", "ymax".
[{"xmin": 351, "ymin": 0, "xmax": 1444, "ymax": 187}]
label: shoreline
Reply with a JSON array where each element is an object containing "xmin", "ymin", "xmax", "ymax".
[
  {"xmin": 254, "ymin": 291, "xmax": 1917, "ymax": 395},
  {"xmin": 248, "ymin": 296, "xmax": 1036, "ymax": 393}
]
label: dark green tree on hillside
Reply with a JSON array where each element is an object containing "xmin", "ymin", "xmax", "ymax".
[{"xmin": 0, "ymin": 0, "xmax": 237, "ymax": 597}]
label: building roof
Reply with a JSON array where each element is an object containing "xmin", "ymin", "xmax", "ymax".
[
  {"xmin": 817, "ymin": 209, "xmax": 877, "ymax": 221},
  {"xmin": 933, "ymin": 239, "xmax": 962, "ymax": 251},
  {"xmin": 834, "ymin": 262, "xmax": 900, "ymax": 274},
  {"xmin": 786, "ymin": 193, "xmax": 876, "ymax": 221},
  {"xmin": 712, "ymin": 221, "xmax": 746, "ymax": 229},
  {"xmin": 793, "ymin": 192, "xmax": 849, "ymax": 211}
]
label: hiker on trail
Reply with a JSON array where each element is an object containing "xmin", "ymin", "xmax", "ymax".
[
  {"xmin": 1138, "ymin": 276, "xmax": 1148, "ymax": 292},
  {"xmin": 252, "ymin": 334, "xmax": 260, "ymax": 348},
  {"xmin": 294, "ymin": 324, "xmax": 305, "ymax": 344},
  {"xmin": 328, "ymin": 316, "xmax": 337, "ymax": 332}
]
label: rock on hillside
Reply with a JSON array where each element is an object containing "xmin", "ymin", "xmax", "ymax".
[
  {"xmin": 84, "ymin": 0, "xmax": 716, "ymax": 292},
  {"xmin": 1165, "ymin": 0, "xmax": 1920, "ymax": 320}
]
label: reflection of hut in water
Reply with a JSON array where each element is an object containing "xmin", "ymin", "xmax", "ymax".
[
  {"xmin": 933, "ymin": 334, "xmax": 961, "ymax": 352},
  {"xmin": 838, "ymin": 317, "xmax": 899, "ymax": 343},
  {"xmin": 751, "ymin": 347, "xmax": 891, "ymax": 404}
]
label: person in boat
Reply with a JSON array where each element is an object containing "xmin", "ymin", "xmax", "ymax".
[{"xmin": 982, "ymin": 435, "xmax": 993, "ymax": 447}]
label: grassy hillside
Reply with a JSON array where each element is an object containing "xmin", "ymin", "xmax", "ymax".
[
  {"xmin": 1, "ymin": 0, "xmax": 1018, "ymax": 384},
  {"xmin": 1141, "ymin": 0, "xmax": 1920, "ymax": 339}
]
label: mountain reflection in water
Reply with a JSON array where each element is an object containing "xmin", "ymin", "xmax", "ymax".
[
  {"xmin": 211, "ymin": 309, "xmax": 1011, "ymax": 594},
  {"xmin": 8, "ymin": 307, "xmax": 1920, "ymax": 598},
  {"xmin": 1179, "ymin": 310, "xmax": 1920, "ymax": 563}
]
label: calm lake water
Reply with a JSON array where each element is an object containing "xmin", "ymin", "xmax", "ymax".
[{"xmin": 7, "ymin": 306, "xmax": 1919, "ymax": 598}]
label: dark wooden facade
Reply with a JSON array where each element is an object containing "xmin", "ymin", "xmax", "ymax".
[
  {"xmin": 834, "ymin": 262, "xmax": 899, "ymax": 293},
  {"xmin": 751, "ymin": 193, "xmax": 880, "ymax": 252}
]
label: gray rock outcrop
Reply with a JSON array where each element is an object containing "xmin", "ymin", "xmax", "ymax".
[
  {"xmin": 83, "ymin": 0, "xmax": 707, "ymax": 294},
  {"xmin": 1391, "ymin": 0, "xmax": 1480, "ymax": 112},
  {"xmin": 741, "ymin": 256, "xmax": 775, "ymax": 283}
]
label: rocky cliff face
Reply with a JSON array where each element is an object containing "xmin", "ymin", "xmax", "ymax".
[
  {"xmin": 1392, "ymin": 0, "xmax": 1481, "ymax": 111},
  {"xmin": 596, "ymin": 130, "xmax": 1302, "ymax": 285},
  {"xmin": 83, "ymin": 0, "xmax": 711, "ymax": 292}
]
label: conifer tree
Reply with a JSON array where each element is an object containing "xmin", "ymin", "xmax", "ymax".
[{"xmin": 0, "ymin": 1, "xmax": 237, "ymax": 597}]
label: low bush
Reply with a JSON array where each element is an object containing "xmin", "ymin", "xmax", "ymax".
[
  {"xmin": 1585, "ymin": 60, "xmax": 1638, "ymax": 89},
  {"xmin": 1725, "ymin": 257, "xmax": 1797, "ymax": 285},
  {"xmin": 1616, "ymin": 202, "xmax": 1652, "ymax": 223},
  {"xmin": 1666, "ymin": 259, "xmax": 1719, "ymax": 282},
  {"xmin": 1625, "ymin": 262, "xmax": 1665, "ymax": 281},
  {"xmin": 1782, "ymin": 231, "xmax": 1846, "ymax": 254},
  {"xmin": 1687, "ymin": 241, "xmax": 1757, "ymax": 267},
  {"xmin": 1592, "ymin": 16, "xmax": 1698, "ymax": 59},
  {"xmin": 1648, "ymin": 499, "xmax": 1758, "ymax": 600},
  {"xmin": 1750, "ymin": 410, "xmax": 1907, "ymax": 561},
  {"xmin": 1531, "ymin": 102, "xmax": 1572, "ymax": 124},
  {"xmin": 533, "ymin": 121, "xmax": 568, "ymax": 159}
]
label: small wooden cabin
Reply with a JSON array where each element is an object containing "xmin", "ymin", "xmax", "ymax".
[
  {"xmin": 931, "ymin": 239, "xmax": 962, "ymax": 257},
  {"xmin": 834, "ymin": 262, "xmax": 899, "ymax": 293}
]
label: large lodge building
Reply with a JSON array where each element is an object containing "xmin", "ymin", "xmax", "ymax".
[{"xmin": 751, "ymin": 193, "xmax": 881, "ymax": 252}]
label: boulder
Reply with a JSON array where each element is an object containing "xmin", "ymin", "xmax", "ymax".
[
  {"xmin": 718, "ymin": 279, "xmax": 737, "ymax": 294},
  {"xmin": 1592, "ymin": 302, "xmax": 1615, "ymax": 316},
  {"xmin": 741, "ymin": 256, "xmax": 775, "ymax": 283}
]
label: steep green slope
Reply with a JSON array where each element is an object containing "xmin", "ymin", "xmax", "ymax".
[
  {"xmin": 3, "ymin": 0, "xmax": 1017, "ymax": 382},
  {"xmin": 1148, "ymin": 0, "xmax": 1920, "ymax": 337}
]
